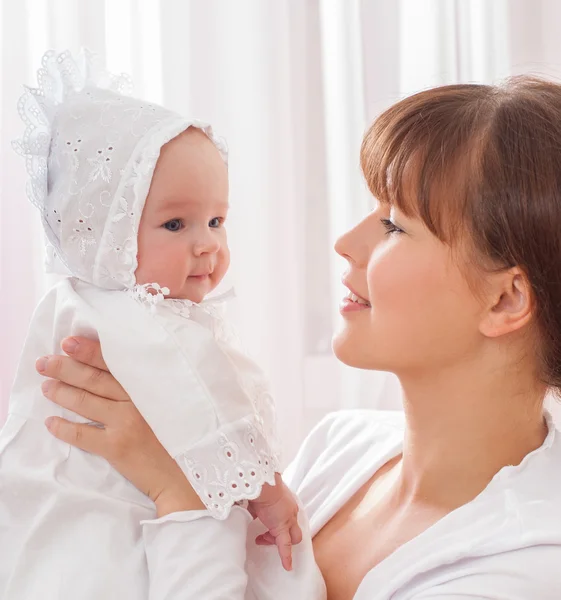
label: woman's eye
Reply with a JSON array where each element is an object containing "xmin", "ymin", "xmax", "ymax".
[
  {"xmin": 380, "ymin": 218, "xmax": 403, "ymax": 235},
  {"xmin": 209, "ymin": 217, "xmax": 223, "ymax": 228},
  {"xmin": 163, "ymin": 219, "xmax": 183, "ymax": 232}
]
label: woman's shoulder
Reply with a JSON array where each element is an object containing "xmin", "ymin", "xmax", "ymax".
[{"xmin": 284, "ymin": 410, "xmax": 404, "ymax": 532}]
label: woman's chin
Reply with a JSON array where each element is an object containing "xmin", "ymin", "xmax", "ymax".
[
  {"xmin": 332, "ymin": 328, "xmax": 394, "ymax": 371},
  {"xmin": 332, "ymin": 330, "xmax": 369, "ymax": 369}
]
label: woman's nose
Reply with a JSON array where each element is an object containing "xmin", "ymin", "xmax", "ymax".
[
  {"xmin": 334, "ymin": 214, "xmax": 375, "ymax": 267},
  {"xmin": 334, "ymin": 230, "xmax": 355, "ymax": 264}
]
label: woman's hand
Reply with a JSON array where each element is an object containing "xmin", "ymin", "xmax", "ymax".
[{"xmin": 37, "ymin": 336, "xmax": 204, "ymax": 517}]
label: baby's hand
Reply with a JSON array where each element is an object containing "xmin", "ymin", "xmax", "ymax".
[{"xmin": 248, "ymin": 473, "xmax": 302, "ymax": 571}]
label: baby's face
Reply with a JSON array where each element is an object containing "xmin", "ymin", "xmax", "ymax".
[{"xmin": 135, "ymin": 128, "xmax": 230, "ymax": 302}]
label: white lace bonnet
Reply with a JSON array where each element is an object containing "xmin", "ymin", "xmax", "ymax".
[{"xmin": 13, "ymin": 49, "xmax": 228, "ymax": 290}]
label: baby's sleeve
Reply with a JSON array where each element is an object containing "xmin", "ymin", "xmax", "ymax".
[
  {"xmin": 84, "ymin": 287, "xmax": 280, "ymax": 519},
  {"xmin": 142, "ymin": 507, "xmax": 252, "ymax": 600}
]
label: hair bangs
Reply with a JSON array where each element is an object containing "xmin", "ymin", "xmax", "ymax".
[{"xmin": 360, "ymin": 86, "xmax": 493, "ymax": 244}]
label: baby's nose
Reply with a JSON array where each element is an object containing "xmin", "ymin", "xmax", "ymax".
[{"xmin": 193, "ymin": 232, "xmax": 220, "ymax": 256}]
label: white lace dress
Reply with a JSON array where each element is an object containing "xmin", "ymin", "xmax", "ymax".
[{"xmin": 0, "ymin": 277, "xmax": 285, "ymax": 599}]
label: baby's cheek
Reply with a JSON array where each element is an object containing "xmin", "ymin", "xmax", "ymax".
[
  {"xmin": 134, "ymin": 260, "xmax": 153, "ymax": 286},
  {"xmin": 214, "ymin": 247, "xmax": 230, "ymax": 283},
  {"xmin": 136, "ymin": 248, "xmax": 182, "ymax": 289}
]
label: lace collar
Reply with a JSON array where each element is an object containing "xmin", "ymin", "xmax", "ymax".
[{"xmin": 127, "ymin": 282, "xmax": 235, "ymax": 319}]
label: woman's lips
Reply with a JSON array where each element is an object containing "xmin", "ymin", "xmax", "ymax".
[
  {"xmin": 340, "ymin": 279, "xmax": 371, "ymax": 313},
  {"xmin": 340, "ymin": 293, "xmax": 371, "ymax": 313}
]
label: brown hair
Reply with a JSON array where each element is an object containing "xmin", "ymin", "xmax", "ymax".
[{"xmin": 360, "ymin": 76, "xmax": 561, "ymax": 390}]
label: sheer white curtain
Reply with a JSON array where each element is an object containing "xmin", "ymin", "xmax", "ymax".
[{"xmin": 1, "ymin": 0, "xmax": 560, "ymax": 455}]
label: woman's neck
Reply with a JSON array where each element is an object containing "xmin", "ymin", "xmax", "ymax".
[{"xmin": 395, "ymin": 354, "xmax": 548, "ymax": 509}]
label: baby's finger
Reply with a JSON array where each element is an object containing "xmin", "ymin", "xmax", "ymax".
[
  {"xmin": 275, "ymin": 530, "xmax": 293, "ymax": 572},
  {"xmin": 247, "ymin": 503, "xmax": 258, "ymax": 520},
  {"xmin": 290, "ymin": 522, "xmax": 303, "ymax": 545},
  {"xmin": 255, "ymin": 532, "xmax": 276, "ymax": 545},
  {"xmin": 45, "ymin": 417, "xmax": 107, "ymax": 455}
]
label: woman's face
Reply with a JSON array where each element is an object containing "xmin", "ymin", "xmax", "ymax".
[{"xmin": 333, "ymin": 202, "xmax": 486, "ymax": 375}]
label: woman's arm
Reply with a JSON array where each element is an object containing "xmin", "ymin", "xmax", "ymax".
[{"xmin": 37, "ymin": 336, "xmax": 252, "ymax": 599}]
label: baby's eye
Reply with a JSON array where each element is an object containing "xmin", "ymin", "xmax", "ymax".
[
  {"xmin": 163, "ymin": 219, "xmax": 183, "ymax": 232},
  {"xmin": 209, "ymin": 217, "xmax": 224, "ymax": 229}
]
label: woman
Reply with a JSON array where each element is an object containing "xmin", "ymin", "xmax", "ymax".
[{"xmin": 36, "ymin": 77, "xmax": 561, "ymax": 598}]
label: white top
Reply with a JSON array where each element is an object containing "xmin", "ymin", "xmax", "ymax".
[
  {"xmin": 0, "ymin": 277, "xmax": 282, "ymax": 599},
  {"xmin": 140, "ymin": 410, "xmax": 561, "ymax": 599}
]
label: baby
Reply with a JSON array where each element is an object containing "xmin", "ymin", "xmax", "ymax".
[{"xmin": 0, "ymin": 49, "xmax": 299, "ymax": 599}]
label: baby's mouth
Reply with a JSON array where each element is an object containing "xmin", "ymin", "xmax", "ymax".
[{"xmin": 189, "ymin": 272, "xmax": 212, "ymax": 281}]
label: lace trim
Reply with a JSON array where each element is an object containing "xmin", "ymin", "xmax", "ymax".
[
  {"xmin": 126, "ymin": 283, "xmax": 235, "ymax": 318},
  {"xmin": 178, "ymin": 416, "xmax": 280, "ymax": 520},
  {"xmin": 126, "ymin": 282, "xmax": 170, "ymax": 312}
]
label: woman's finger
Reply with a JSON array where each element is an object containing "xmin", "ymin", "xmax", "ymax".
[
  {"xmin": 61, "ymin": 337, "xmax": 109, "ymax": 371},
  {"xmin": 46, "ymin": 416, "xmax": 107, "ymax": 456},
  {"xmin": 42, "ymin": 380, "xmax": 117, "ymax": 425},
  {"xmin": 36, "ymin": 354, "xmax": 128, "ymax": 402}
]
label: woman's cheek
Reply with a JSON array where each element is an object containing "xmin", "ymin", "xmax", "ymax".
[
  {"xmin": 366, "ymin": 248, "xmax": 442, "ymax": 352},
  {"xmin": 367, "ymin": 248, "xmax": 415, "ymax": 313}
]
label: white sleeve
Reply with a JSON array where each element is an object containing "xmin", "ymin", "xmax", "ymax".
[
  {"xmin": 79, "ymin": 284, "xmax": 279, "ymax": 519},
  {"xmin": 142, "ymin": 507, "xmax": 252, "ymax": 600}
]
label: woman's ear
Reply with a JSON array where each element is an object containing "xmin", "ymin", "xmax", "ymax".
[{"xmin": 479, "ymin": 268, "xmax": 533, "ymax": 338}]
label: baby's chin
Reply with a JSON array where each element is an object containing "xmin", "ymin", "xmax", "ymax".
[
  {"xmin": 168, "ymin": 289, "xmax": 205, "ymax": 304},
  {"xmin": 171, "ymin": 278, "xmax": 217, "ymax": 304}
]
